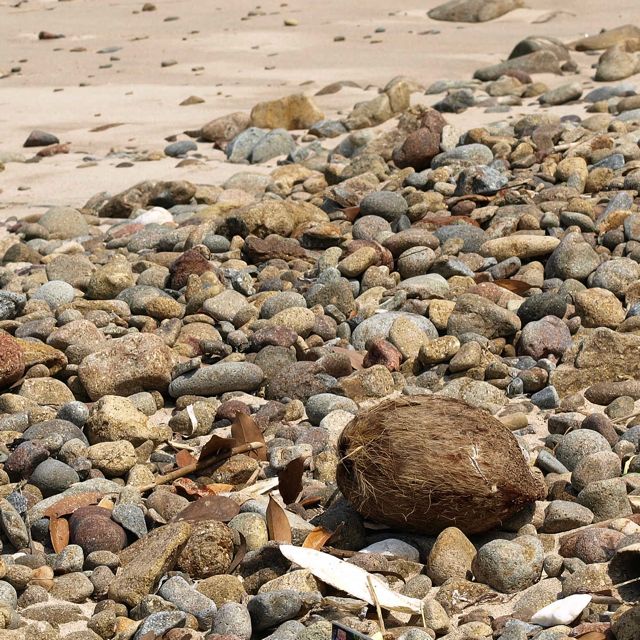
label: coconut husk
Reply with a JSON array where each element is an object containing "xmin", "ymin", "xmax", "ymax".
[{"xmin": 336, "ymin": 395, "xmax": 545, "ymax": 535}]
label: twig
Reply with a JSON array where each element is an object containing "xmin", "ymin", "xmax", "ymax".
[
  {"xmin": 367, "ymin": 575, "xmax": 386, "ymax": 633},
  {"xmin": 138, "ymin": 442, "xmax": 265, "ymax": 492}
]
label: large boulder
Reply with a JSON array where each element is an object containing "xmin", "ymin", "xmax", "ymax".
[{"xmin": 250, "ymin": 94, "xmax": 324, "ymax": 130}]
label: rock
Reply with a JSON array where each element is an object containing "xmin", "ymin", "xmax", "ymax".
[
  {"xmin": 474, "ymin": 50, "xmax": 562, "ymax": 81},
  {"xmin": 170, "ymin": 362, "xmax": 264, "ymax": 398},
  {"xmin": 30, "ymin": 458, "xmax": 79, "ymax": 496},
  {"xmin": 428, "ymin": 0, "xmax": 524, "ymax": 22},
  {"xmin": 577, "ymin": 478, "xmax": 632, "ymax": 521},
  {"xmin": 431, "ymin": 144, "xmax": 494, "ymax": 169},
  {"xmin": 19, "ymin": 377, "xmax": 75, "ymax": 406},
  {"xmin": 574, "ymin": 288, "xmax": 625, "ymax": 328},
  {"xmin": 591, "ymin": 258, "xmax": 640, "ymax": 297},
  {"xmin": 158, "ymin": 575, "xmax": 217, "ymax": 630},
  {"xmin": 560, "ymin": 527, "xmax": 624, "ymax": 564},
  {"xmin": 545, "ymin": 232, "xmax": 600, "ymax": 280},
  {"xmin": 176, "ymin": 520, "xmax": 235, "ymax": 579},
  {"xmin": 539, "ymin": 82, "xmax": 582, "ymax": 105},
  {"xmin": 250, "ymin": 94, "xmax": 324, "ymax": 130},
  {"xmin": 86, "ymin": 255, "xmax": 135, "ymax": 299},
  {"xmin": 392, "ymin": 128, "xmax": 441, "ymax": 171},
  {"xmin": 427, "ymin": 527, "xmax": 476, "ymax": 585},
  {"xmin": 212, "ymin": 602, "xmax": 252, "ymax": 640},
  {"xmin": 518, "ymin": 316, "xmax": 572, "ymax": 360},
  {"xmin": 555, "ymin": 429, "xmax": 611, "ymax": 471},
  {"xmin": 574, "ymin": 24, "xmax": 640, "ymax": 51},
  {"xmin": 50, "ymin": 572, "xmax": 94, "ymax": 603},
  {"xmin": 612, "ymin": 605, "xmax": 640, "ymax": 640},
  {"xmin": 472, "ymin": 536, "xmax": 543, "ymax": 593},
  {"xmin": 447, "ymin": 294, "xmax": 521, "ymax": 339},
  {"xmin": 32, "ymin": 281, "xmax": 75, "ymax": 308},
  {"xmin": 24, "ymin": 130, "xmax": 59, "ymax": 147},
  {"xmin": 352, "ymin": 312, "xmax": 438, "ymax": 350},
  {"xmin": 226, "ymin": 127, "xmax": 267, "ymax": 163},
  {"xmin": 70, "ymin": 507, "xmax": 128, "ymax": 555},
  {"xmin": 109, "ymin": 522, "xmax": 192, "ymax": 607},
  {"xmin": 251, "ymin": 129, "xmax": 296, "ymax": 163},
  {"xmin": 543, "ymin": 500, "xmax": 594, "ymax": 533},
  {"xmin": 201, "ymin": 112, "xmax": 251, "ymax": 148},
  {"xmin": 585, "ymin": 380, "xmax": 640, "ymax": 405},
  {"xmin": 0, "ymin": 333, "xmax": 24, "ymax": 389},
  {"xmin": 98, "ymin": 180, "xmax": 196, "ymax": 218},
  {"xmin": 596, "ymin": 44, "xmax": 640, "ymax": 82},
  {"xmin": 359, "ymin": 191, "xmax": 408, "ymax": 222},
  {"xmin": 571, "ymin": 451, "xmax": 622, "ymax": 492},
  {"xmin": 39, "ymin": 207, "xmax": 90, "ymax": 239},
  {"xmin": 165, "ymin": 140, "xmax": 197, "ymax": 157},
  {"xmin": 87, "ymin": 441, "xmax": 137, "ymax": 477},
  {"xmin": 247, "ymin": 591, "xmax": 303, "ymax": 631},
  {"xmin": 78, "ymin": 333, "xmax": 175, "ymax": 401},
  {"xmin": 198, "ymin": 575, "xmax": 247, "ymax": 606},
  {"xmin": 480, "ymin": 236, "xmax": 559, "ymax": 262},
  {"xmin": 133, "ymin": 612, "xmax": 187, "ymax": 640},
  {"xmin": 440, "ymin": 377, "xmax": 507, "ymax": 409}
]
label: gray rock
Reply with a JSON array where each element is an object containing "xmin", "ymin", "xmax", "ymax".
[
  {"xmin": 260, "ymin": 292, "xmax": 307, "ymax": 319},
  {"xmin": 555, "ymin": 429, "xmax": 612, "ymax": 471},
  {"xmin": 251, "ymin": 129, "xmax": 296, "ymax": 163},
  {"xmin": 431, "ymin": 144, "xmax": 494, "ymax": 169},
  {"xmin": 133, "ymin": 611, "xmax": 187, "ymax": 639},
  {"xmin": 571, "ymin": 451, "xmax": 621, "ymax": 492},
  {"xmin": 227, "ymin": 127, "xmax": 267, "ymax": 163},
  {"xmin": 472, "ymin": 536, "xmax": 543, "ymax": 593},
  {"xmin": 57, "ymin": 402, "xmax": 90, "ymax": 427},
  {"xmin": 247, "ymin": 590, "xmax": 303, "ymax": 631},
  {"xmin": 112, "ymin": 504, "xmax": 148, "ymax": 539},
  {"xmin": 30, "ymin": 458, "xmax": 80, "ymax": 497},
  {"xmin": 360, "ymin": 191, "xmax": 408, "ymax": 222},
  {"xmin": 447, "ymin": 294, "xmax": 520, "ymax": 339},
  {"xmin": 545, "ymin": 231, "xmax": 600, "ymax": 280},
  {"xmin": 0, "ymin": 581, "xmax": 18, "ymax": 608},
  {"xmin": 351, "ymin": 312, "xmax": 438, "ymax": 350},
  {"xmin": 539, "ymin": 82, "xmax": 582, "ymax": 105},
  {"xmin": 212, "ymin": 602, "xmax": 252, "ymax": 640},
  {"xmin": 158, "ymin": 575, "xmax": 217, "ymax": 630},
  {"xmin": 454, "ymin": 166, "xmax": 507, "ymax": 195},
  {"xmin": 543, "ymin": 500, "xmax": 594, "ymax": 533},
  {"xmin": 169, "ymin": 362, "xmax": 264, "ymax": 397},
  {"xmin": 531, "ymin": 386, "xmax": 560, "ymax": 409},
  {"xmin": 474, "ymin": 50, "xmax": 562, "ymax": 81},
  {"xmin": 164, "ymin": 140, "xmax": 197, "ymax": 157},
  {"xmin": 577, "ymin": 478, "xmax": 632, "ymax": 521},
  {"xmin": 428, "ymin": 0, "xmax": 524, "ymax": 23},
  {"xmin": 52, "ymin": 545, "xmax": 84, "ymax": 574},
  {"xmin": 32, "ymin": 280, "xmax": 75, "ymax": 308},
  {"xmin": 305, "ymin": 393, "xmax": 358, "ymax": 425}
]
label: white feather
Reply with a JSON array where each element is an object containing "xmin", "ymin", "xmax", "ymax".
[
  {"xmin": 530, "ymin": 594, "xmax": 591, "ymax": 626},
  {"xmin": 279, "ymin": 544, "xmax": 424, "ymax": 614}
]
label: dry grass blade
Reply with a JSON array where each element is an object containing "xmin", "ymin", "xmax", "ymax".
[
  {"xmin": 302, "ymin": 526, "xmax": 335, "ymax": 550},
  {"xmin": 199, "ymin": 434, "xmax": 237, "ymax": 460},
  {"xmin": 172, "ymin": 495, "xmax": 240, "ymax": 523},
  {"xmin": 266, "ymin": 496, "xmax": 292, "ymax": 543},
  {"xmin": 49, "ymin": 516, "xmax": 69, "ymax": 553},
  {"xmin": 278, "ymin": 457, "xmax": 305, "ymax": 504},
  {"xmin": 231, "ymin": 414, "xmax": 267, "ymax": 462}
]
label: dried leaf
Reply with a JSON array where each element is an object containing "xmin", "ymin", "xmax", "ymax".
[
  {"xmin": 266, "ymin": 496, "xmax": 292, "ymax": 543},
  {"xmin": 176, "ymin": 449, "xmax": 197, "ymax": 468},
  {"xmin": 43, "ymin": 492, "xmax": 103, "ymax": 519},
  {"xmin": 231, "ymin": 414, "xmax": 267, "ymax": 462},
  {"xmin": 199, "ymin": 434, "xmax": 236, "ymax": 461},
  {"xmin": 302, "ymin": 526, "xmax": 335, "ymax": 550},
  {"xmin": 278, "ymin": 457, "xmax": 305, "ymax": 504},
  {"xmin": 50, "ymin": 516, "xmax": 69, "ymax": 553},
  {"xmin": 172, "ymin": 495, "xmax": 240, "ymax": 523},
  {"xmin": 342, "ymin": 206, "xmax": 360, "ymax": 222},
  {"xmin": 299, "ymin": 495, "xmax": 323, "ymax": 508},
  {"xmin": 227, "ymin": 531, "xmax": 247, "ymax": 574},
  {"xmin": 494, "ymin": 279, "xmax": 533, "ymax": 295},
  {"xmin": 173, "ymin": 477, "xmax": 220, "ymax": 498},
  {"xmin": 203, "ymin": 483, "xmax": 235, "ymax": 494},
  {"xmin": 575, "ymin": 633, "xmax": 607, "ymax": 640},
  {"xmin": 97, "ymin": 497, "xmax": 114, "ymax": 510},
  {"xmin": 90, "ymin": 122, "xmax": 125, "ymax": 132}
]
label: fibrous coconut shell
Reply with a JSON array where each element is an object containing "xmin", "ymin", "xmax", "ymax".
[{"xmin": 336, "ymin": 395, "xmax": 545, "ymax": 535}]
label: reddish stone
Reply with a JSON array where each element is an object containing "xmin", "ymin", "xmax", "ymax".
[
  {"xmin": 0, "ymin": 333, "xmax": 25, "ymax": 389},
  {"xmin": 419, "ymin": 108, "xmax": 448, "ymax": 136},
  {"xmin": 169, "ymin": 248, "xmax": 211, "ymax": 290},
  {"xmin": 216, "ymin": 400, "xmax": 251, "ymax": 422},
  {"xmin": 560, "ymin": 527, "xmax": 624, "ymax": 564},
  {"xmin": 4, "ymin": 441, "xmax": 49, "ymax": 481},
  {"xmin": 69, "ymin": 508, "xmax": 127, "ymax": 554},
  {"xmin": 392, "ymin": 127, "xmax": 441, "ymax": 171},
  {"xmin": 363, "ymin": 339, "xmax": 402, "ymax": 372},
  {"xmin": 250, "ymin": 326, "xmax": 298, "ymax": 350}
]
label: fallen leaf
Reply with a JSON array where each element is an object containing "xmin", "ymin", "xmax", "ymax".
[
  {"xmin": 172, "ymin": 495, "xmax": 240, "ymax": 523},
  {"xmin": 176, "ymin": 449, "xmax": 197, "ymax": 468},
  {"xmin": 279, "ymin": 545, "xmax": 423, "ymax": 614},
  {"xmin": 494, "ymin": 279, "xmax": 533, "ymax": 295},
  {"xmin": 97, "ymin": 497, "xmax": 114, "ymax": 510},
  {"xmin": 278, "ymin": 457, "xmax": 305, "ymax": 504},
  {"xmin": 203, "ymin": 483, "xmax": 235, "ymax": 494},
  {"xmin": 50, "ymin": 516, "xmax": 69, "ymax": 553},
  {"xmin": 330, "ymin": 346, "xmax": 364, "ymax": 370},
  {"xmin": 231, "ymin": 414, "xmax": 267, "ymax": 461},
  {"xmin": 342, "ymin": 206, "xmax": 360, "ymax": 222},
  {"xmin": 227, "ymin": 531, "xmax": 247, "ymax": 574},
  {"xmin": 173, "ymin": 477, "xmax": 219, "ymax": 497},
  {"xmin": 266, "ymin": 496, "xmax": 292, "ymax": 543},
  {"xmin": 575, "ymin": 633, "xmax": 607, "ymax": 640},
  {"xmin": 199, "ymin": 434, "xmax": 236, "ymax": 460},
  {"xmin": 302, "ymin": 526, "xmax": 335, "ymax": 550},
  {"xmin": 43, "ymin": 492, "xmax": 103, "ymax": 519}
]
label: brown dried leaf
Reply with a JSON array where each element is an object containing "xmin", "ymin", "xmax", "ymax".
[
  {"xmin": 342, "ymin": 206, "xmax": 360, "ymax": 222},
  {"xmin": 266, "ymin": 496, "xmax": 292, "ymax": 543},
  {"xmin": 231, "ymin": 414, "xmax": 267, "ymax": 462},
  {"xmin": 199, "ymin": 434, "xmax": 236, "ymax": 461},
  {"xmin": 278, "ymin": 457, "xmax": 305, "ymax": 504},
  {"xmin": 494, "ymin": 279, "xmax": 533, "ymax": 295},
  {"xmin": 90, "ymin": 122, "xmax": 125, "ymax": 132},
  {"xmin": 172, "ymin": 495, "xmax": 240, "ymax": 523},
  {"xmin": 50, "ymin": 516, "xmax": 69, "ymax": 553},
  {"xmin": 302, "ymin": 526, "xmax": 335, "ymax": 550},
  {"xmin": 173, "ymin": 477, "xmax": 218, "ymax": 497},
  {"xmin": 203, "ymin": 483, "xmax": 235, "ymax": 494},
  {"xmin": 176, "ymin": 449, "xmax": 197, "ymax": 468},
  {"xmin": 43, "ymin": 492, "xmax": 103, "ymax": 519},
  {"xmin": 97, "ymin": 497, "xmax": 114, "ymax": 510},
  {"xmin": 227, "ymin": 531, "xmax": 247, "ymax": 575},
  {"xmin": 330, "ymin": 346, "xmax": 364, "ymax": 370}
]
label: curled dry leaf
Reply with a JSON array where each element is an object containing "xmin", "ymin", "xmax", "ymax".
[
  {"xmin": 172, "ymin": 495, "xmax": 241, "ymax": 523},
  {"xmin": 231, "ymin": 414, "xmax": 267, "ymax": 461},
  {"xmin": 493, "ymin": 279, "xmax": 533, "ymax": 295},
  {"xmin": 173, "ymin": 477, "xmax": 220, "ymax": 498},
  {"xmin": 227, "ymin": 531, "xmax": 247, "ymax": 575},
  {"xmin": 49, "ymin": 517, "xmax": 69, "ymax": 553},
  {"xmin": 266, "ymin": 496, "xmax": 292, "ymax": 543},
  {"xmin": 199, "ymin": 434, "xmax": 236, "ymax": 460},
  {"xmin": 278, "ymin": 457, "xmax": 305, "ymax": 504},
  {"xmin": 302, "ymin": 526, "xmax": 335, "ymax": 550},
  {"xmin": 43, "ymin": 492, "xmax": 103, "ymax": 519}
]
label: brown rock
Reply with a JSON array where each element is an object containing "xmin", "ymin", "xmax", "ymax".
[
  {"xmin": 250, "ymin": 94, "xmax": 324, "ymax": 130},
  {"xmin": 98, "ymin": 180, "xmax": 196, "ymax": 218},
  {"xmin": 70, "ymin": 508, "xmax": 128, "ymax": 555},
  {"xmin": 392, "ymin": 128, "xmax": 441, "ymax": 171},
  {"xmin": 427, "ymin": 527, "xmax": 476, "ymax": 585},
  {"xmin": 169, "ymin": 249, "xmax": 211, "ymax": 290},
  {"xmin": 176, "ymin": 520, "xmax": 234, "ymax": 579},
  {"xmin": 201, "ymin": 112, "xmax": 251, "ymax": 148},
  {"xmin": 0, "ymin": 332, "xmax": 25, "ymax": 389},
  {"xmin": 363, "ymin": 339, "xmax": 402, "ymax": 371}
]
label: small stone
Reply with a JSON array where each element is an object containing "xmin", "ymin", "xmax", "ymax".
[
  {"xmin": 158, "ymin": 575, "xmax": 217, "ymax": 630},
  {"xmin": 164, "ymin": 140, "xmax": 197, "ymax": 157},
  {"xmin": 427, "ymin": 527, "xmax": 476, "ymax": 585},
  {"xmin": 543, "ymin": 500, "xmax": 594, "ymax": 533},
  {"xmin": 555, "ymin": 430, "xmax": 612, "ymax": 471},
  {"xmin": 577, "ymin": 478, "xmax": 632, "ymax": 521},
  {"xmin": 247, "ymin": 591, "xmax": 303, "ymax": 632},
  {"xmin": 24, "ymin": 130, "xmax": 60, "ymax": 147}
]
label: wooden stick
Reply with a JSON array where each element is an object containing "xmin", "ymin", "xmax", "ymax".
[
  {"xmin": 139, "ymin": 442, "xmax": 265, "ymax": 492},
  {"xmin": 367, "ymin": 575, "xmax": 386, "ymax": 634}
]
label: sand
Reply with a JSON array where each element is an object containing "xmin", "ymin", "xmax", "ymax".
[{"xmin": 0, "ymin": 0, "xmax": 638, "ymax": 219}]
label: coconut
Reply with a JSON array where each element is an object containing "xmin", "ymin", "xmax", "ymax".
[{"xmin": 336, "ymin": 395, "xmax": 545, "ymax": 535}]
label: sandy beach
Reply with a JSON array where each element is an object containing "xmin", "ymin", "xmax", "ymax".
[{"xmin": 1, "ymin": 0, "xmax": 638, "ymax": 218}]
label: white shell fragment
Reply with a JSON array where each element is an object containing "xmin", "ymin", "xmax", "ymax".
[
  {"xmin": 359, "ymin": 539, "xmax": 420, "ymax": 562},
  {"xmin": 279, "ymin": 544, "xmax": 424, "ymax": 614},
  {"xmin": 530, "ymin": 594, "xmax": 592, "ymax": 626}
]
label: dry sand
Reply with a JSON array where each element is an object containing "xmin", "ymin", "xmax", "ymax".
[{"xmin": 0, "ymin": 0, "xmax": 638, "ymax": 219}]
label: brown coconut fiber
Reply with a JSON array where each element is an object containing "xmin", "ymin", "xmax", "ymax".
[{"xmin": 336, "ymin": 395, "xmax": 545, "ymax": 535}]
